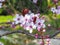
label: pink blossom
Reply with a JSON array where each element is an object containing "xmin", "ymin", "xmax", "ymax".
[
  {"xmin": 11, "ymin": 22, "xmax": 16, "ymax": 28},
  {"xmin": 35, "ymin": 33, "xmax": 38, "ymax": 38},
  {"xmin": 13, "ymin": 13, "xmax": 45, "ymax": 33},
  {"xmin": 46, "ymin": 38, "xmax": 50, "ymax": 42},
  {"xmin": 37, "ymin": 27, "xmax": 41, "ymax": 32}
]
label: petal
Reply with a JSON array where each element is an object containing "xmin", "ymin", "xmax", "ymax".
[
  {"xmin": 42, "ymin": 24, "xmax": 46, "ymax": 28},
  {"xmin": 33, "ymin": 25, "xmax": 36, "ymax": 29},
  {"xmin": 29, "ymin": 29, "xmax": 33, "ymax": 33},
  {"xmin": 42, "ymin": 29, "xmax": 46, "ymax": 32}
]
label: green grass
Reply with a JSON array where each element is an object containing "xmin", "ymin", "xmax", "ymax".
[
  {"xmin": 0, "ymin": 15, "xmax": 13, "ymax": 23},
  {"xmin": 56, "ymin": 15, "xmax": 60, "ymax": 19}
]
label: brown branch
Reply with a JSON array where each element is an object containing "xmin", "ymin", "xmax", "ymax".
[
  {"xmin": 0, "ymin": 22, "xmax": 60, "ymax": 39},
  {"xmin": 0, "ymin": 30, "xmax": 35, "ymax": 38},
  {"xmin": 0, "ymin": 30, "xmax": 60, "ymax": 39},
  {"xmin": 50, "ymin": 30, "xmax": 60, "ymax": 38}
]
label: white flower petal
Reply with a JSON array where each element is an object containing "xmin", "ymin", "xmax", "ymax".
[
  {"xmin": 33, "ymin": 25, "xmax": 36, "ymax": 29},
  {"xmin": 29, "ymin": 29, "xmax": 33, "ymax": 33},
  {"xmin": 43, "ymin": 29, "xmax": 46, "ymax": 32},
  {"xmin": 42, "ymin": 24, "xmax": 46, "ymax": 28}
]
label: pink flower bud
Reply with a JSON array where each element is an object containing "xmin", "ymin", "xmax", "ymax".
[
  {"xmin": 11, "ymin": 24, "xmax": 15, "ymax": 28},
  {"xmin": 35, "ymin": 33, "xmax": 38, "ymax": 38},
  {"xmin": 45, "ymin": 35, "xmax": 50, "ymax": 38},
  {"xmin": 37, "ymin": 27, "xmax": 41, "ymax": 32},
  {"xmin": 39, "ymin": 41, "xmax": 44, "ymax": 45}
]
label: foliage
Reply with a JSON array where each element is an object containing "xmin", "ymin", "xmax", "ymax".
[{"xmin": 0, "ymin": 15, "xmax": 13, "ymax": 23}]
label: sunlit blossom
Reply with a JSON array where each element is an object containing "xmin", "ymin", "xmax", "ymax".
[{"xmin": 13, "ymin": 13, "xmax": 45, "ymax": 33}]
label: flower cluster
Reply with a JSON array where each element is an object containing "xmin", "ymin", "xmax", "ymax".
[
  {"xmin": 51, "ymin": 6, "xmax": 60, "ymax": 14},
  {"xmin": 0, "ymin": 0, "xmax": 5, "ymax": 8},
  {"xmin": 13, "ymin": 13, "xmax": 45, "ymax": 33}
]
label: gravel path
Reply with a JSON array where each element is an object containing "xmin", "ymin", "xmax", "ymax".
[
  {"xmin": 0, "ymin": 30, "xmax": 10, "ymax": 36},
  {"xmin": 33, "ymin": 39, "xmax": 60, "ymax": 45},
  {"xmin": 50, "ymin": 39, "xmax": 60, "ymax": 45}
]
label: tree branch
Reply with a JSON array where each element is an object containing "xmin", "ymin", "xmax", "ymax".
[
  {"xmin": 50, "ymin": 30, "xmax": 60, "ymax": 38},
  {"xmin": 0, "ymin": 22, "xmax": 60, "ymax": 39},
  {"xmin": 0, "ymin": 30, "xmax": 60, "ymax": 39}
]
